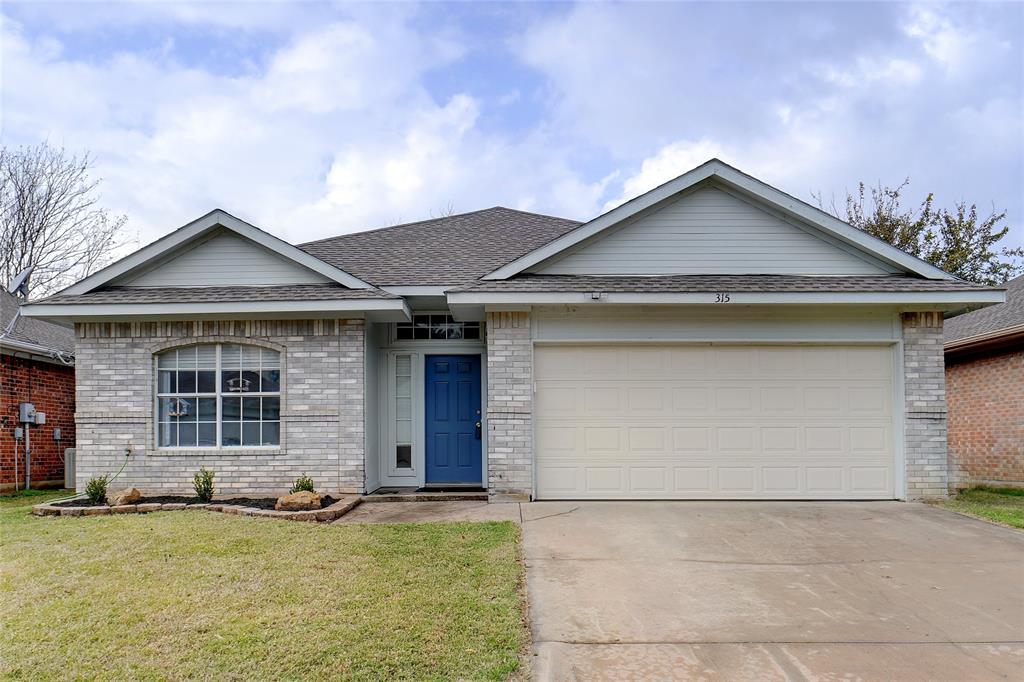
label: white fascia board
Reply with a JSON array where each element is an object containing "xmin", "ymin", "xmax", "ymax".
[
  {"xmin": 0, "ymin": 337, "xmax": 74, "ymax": 362},
  {"xmin": 447, "ymin": 290, "xmax": 1006, "ymax": 307},
  {"xmin": 21, "ymin": 298, "xmax": 411, "ymax": 320},
  {"xmin": 483, "ymin": 159, "xmax": 953, "ymax": 281},
  {"xmin": 61, "ymin": 209, "xmax": 375, "ymax": 294},
  {"xmin": 944, "ymin": 322, "xmax": 1024, "ymax": 351}
]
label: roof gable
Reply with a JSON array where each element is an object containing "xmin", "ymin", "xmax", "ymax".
[
  {"xmin": 119, "ymin": 229, "xmax": 332, "ymax": 287},
  {"xmin": 486, "ymin": 159, "xmax": 954, "ymax": 281},
  {"xmin": 531, "ymin": 184, "xmax": 896, "ymax": 276},
  {"xmin": 60, "ymin": 209, "xmax": 374, "ymax": 295}
]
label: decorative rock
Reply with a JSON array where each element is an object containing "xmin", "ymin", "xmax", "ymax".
[
  {"xmin": 111, "ymin": 505, "xmax": 137, "ymax": 514},
  {"xmin": 206, "ymin": 504, "xmax": 223, "ymax": 512},
  {"xmin": 109, "ymin": 488, "xmax": 142, "ymax": 506},
  {"xmin": 136, "ymin": 503, "xmax": 162, "ymax": 513},
  {"xmin": 33, "ymin": 506, "xmax": 60, "ymax": 516},
  {"xmin": 185, "ymin": 503, "xmax": 209, "ymax": 510},
  {"xmin": 160, "ymin": 503, "xmax": 187, "ymax": 511},
  {"xmin": 275, "ymin": 490, "xmax": 322, "ymax": 511},
  {"xmin": 61, "ymin": 508, "xmax": 84, "ymax": 517}
]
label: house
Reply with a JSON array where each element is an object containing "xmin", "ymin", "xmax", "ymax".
[
  {"xmin": 2, "ymin": 289, "xmax": 76, "ymax": 492},
  {"xmin": 20, "ymin": 160, "xmax": 1004, "ymax": 501},
  {"xmin": 944, "ymin": 274, "xmax": 1023, "ymax": 487}
]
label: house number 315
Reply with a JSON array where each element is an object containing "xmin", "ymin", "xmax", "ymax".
[{"xmin": 715, "ymin": 293, "xmax": 731, "ymax": 303}]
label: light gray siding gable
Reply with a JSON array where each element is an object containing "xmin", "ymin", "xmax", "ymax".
[
  {"xmin": 532, "ymin": 185, "xmax": 896, "ymax": 276},
  {"xmin": 121, "ymin": 229, "xmax": 333, "ymax": 287}
]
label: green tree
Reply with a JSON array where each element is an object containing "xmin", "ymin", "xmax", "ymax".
[{"xmin": 818, "ymin": 179, "xmax": 1022, "ymax": 285}]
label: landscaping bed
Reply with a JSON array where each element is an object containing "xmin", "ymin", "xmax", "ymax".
[{"xmin": 51, "ymin": 494, "xmax": 339, "ymax": 509}]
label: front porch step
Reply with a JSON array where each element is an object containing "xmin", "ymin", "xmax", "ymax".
[{"xmin": 363, "ymin": 489, "xmax": 488, "ymax": 503}]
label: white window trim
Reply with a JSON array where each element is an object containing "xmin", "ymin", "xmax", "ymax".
[{"xmin": 153, "ymin": 343, "xmax": 282, "ymax": 451}]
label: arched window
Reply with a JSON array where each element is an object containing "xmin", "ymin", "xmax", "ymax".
[{"xmin": 156, "ymin": 344, "xmax": 280, "ymax": 448}]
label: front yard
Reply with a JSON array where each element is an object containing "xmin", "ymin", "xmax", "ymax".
[
  {"xmin": 0, "ymin": 491, "xmax": 526, "ymax": 680},
  {"xmin": 940, "ymin": 486, "xmax": 1024, "ymax": 529}
]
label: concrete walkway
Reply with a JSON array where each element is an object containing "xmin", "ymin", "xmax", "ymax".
[{"xmin": 521, "ymin": 501, "xmax": 1024, "ymax": 681}]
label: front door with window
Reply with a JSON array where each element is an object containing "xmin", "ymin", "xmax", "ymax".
[{"xmin": 425, "ymin": 355, "xmax": 482, "ymax": 485}]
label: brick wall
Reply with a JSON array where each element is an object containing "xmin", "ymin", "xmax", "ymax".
[
  {"xmin": 902, "ymin": 312, "xmax": 949, "ymax": 499},
  {"xmin": 946, "ymin": 349, "xmax": 1023, "ymax": 486},
  {"xmin": 74, "ymin": 319, "xmax": 364, "ymax": 495},
  {"xmin": 1, "ymin": 354, "xmax": 75, "ymax": 491},
  {"xmin": 485, "ymin": 311, "xmax": 533, "ymax": 500}
]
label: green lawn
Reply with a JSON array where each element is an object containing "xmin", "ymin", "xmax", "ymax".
[
  {"xmin": 940, "ymin": 486, "xmax": 1024, "ymax": 529},
  {"xmin": 0, "ymin": 492, "xmax": 526, "ymax": 681}
]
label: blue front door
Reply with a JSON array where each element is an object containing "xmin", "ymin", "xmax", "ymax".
[{"xmin": 425, "ymin": 355, "xmax": 482, "ymax": 485}]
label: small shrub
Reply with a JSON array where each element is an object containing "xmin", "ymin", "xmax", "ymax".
[
  {"xmin": 291, "ymin": 474, "xmax": 315, "ymax": 494},
  {"xmin": 193, "ymin": 467, "xmax": 215, "ymax": 503},
  {"xmin": 85, "ymin": 475, "xmax": 109, "ymax": 505}
]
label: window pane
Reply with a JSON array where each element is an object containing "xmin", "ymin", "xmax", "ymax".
[
  {"xmin": 260, "ymin": 370, "xmax": 280, "ymax": 393},
  {"xmin": 158, "ymin": 398, "xmax": 175, "ymax": 422},
  {"xmin": 240, "ymin": 370, "xmax": 260, "ymax": 392},
  {"xmin": 196, "ymin": 345, "xmax": 217, "ymax": 368},
  {"xmin": 158, "ymin": 422, "xmax": 176, "ymax": 447},
  {"xmin": 242, "ymin": 422, "xmax": 261, "ymax": 446},
  {"xmin": 176, "ymin": 398, "xmax": 197, "ymax": 422},
  {"xmin": 396, "ymin": 375, "xmax": 411, "ymax": 398},
  {"xmin": 242, "ymin": 397, "xmax": 261, "ymax": 420},
  {"xmin": 396, "ymin": 444, "xmax": 412, "ymax": 468},
  {"xmin": 396, "ymin": 325, "xmax": 413, "ymax": 340},
  {"xmin": 198, "ymin": 398, "xmax": 217, "ymax": 421},
  {"xmin": 222, "ymin": 370, "xmax": 243, "ymax": 393},
  {"xmin": 396, "ymin": 355, "xmax": 412, "ymax": 375},
  {"xmin": 447, "ymin": 325, "xmax": 463, "ymax": 339},
  {"xmin": 176, "ymin": 346, "xmax": 198, "ymax": 369},
  {"xmin": 397, "ymin": 420, "xmax": 411, "ymax": 443},
  {"xmin": 177, "ymin": 370, "xmax": 196, "ymax": 393},
  {"xmin": 178, "ymin": 422, "xmax": 197, "ymax": 447},
  {"xmin": 222, "ymin": 397, "xmax": 241, "ymax": 420},
  {"xmin": 197, "ymin": 370, "xmax": 216, "ymax": 393},
  {"xmin": 158, "ymin": 350, "xmax": 176, "ymax": 368},
  {"xmin": 463, "ymin": 325, "xmax": 480, "ymax": 340},
  {"xmin": 221, "ymin": 344, "xmax": 241, "ymax": 369},
  {"xmin": 157, "ymin": 371, "xmax": 176, "ymax": 394},
  {"xmin": 260, "ymin": 348, "xmax": 280, "ymax": 368},
  {"xmin": 261, "ymin": 422, "xmax": 280, "ymax": 446},
  {"xmin": 261, "ymin": 397, "xmax": 280, "ymax": 420},
  {"xmin": 221, "ymin": 421, "xmax": 241, "ymax": 446},
  {"xmin": 241, "ymin": 346, "xmax": 261, "ymax": 368},
  {"xmin": 198, "ymin": 423, "xmax": 217, "ymax": 447},
  {"xmin": 431, "ymin": 323, "xmax": 447, "ymax": 339},
  {"xmin": 396, "ymin": 397, "xmax": 412, "ymax": 420}
]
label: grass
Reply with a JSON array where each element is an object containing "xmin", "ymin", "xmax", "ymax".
[
  {"xmin": 0, "ymin": 493, "xmax": 526, "ymax": 681},
  {"xmin": 940, "ymin": 486, "xmax": 1024, "ymax": 529}
]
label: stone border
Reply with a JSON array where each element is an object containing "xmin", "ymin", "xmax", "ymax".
[{"xmin": 32, "ymin": 495, "xmax": 362, "ymax": 523}]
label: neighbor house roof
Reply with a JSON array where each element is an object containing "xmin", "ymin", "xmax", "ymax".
[
  {"xmin": 945, "ymin": 274, "xmax": 1024, "ymax": 351},
  {"xmin": 0, "ymin": 291, "xmax": 75, "ymax": 356},
  {"xmin": 299, "ymin": 207, "xmax": 581, "ymax": 286}
]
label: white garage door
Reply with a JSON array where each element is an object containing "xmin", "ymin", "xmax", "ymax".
[{"xmin": 534, "ymin": 344, "xmax": 895, "ymax": 500}]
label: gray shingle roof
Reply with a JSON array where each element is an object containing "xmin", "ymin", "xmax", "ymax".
[
  {"xmin": 944, "ymin": 274, "xmax": 1024, "ymax": 342},
  {"xmin": 30, "ymin": 284, "xmax": 399, "ymax": 305},
  {"xmin": 448, "ymin": 274, "xmax": 997, "ymax": 294},
  {"xmin": 299, "ymin": 207, "xmax": 581, "ymax": 286},
  {"xmin": 1, "ymin": 291, "xmax": 76, "ymax": 355}
]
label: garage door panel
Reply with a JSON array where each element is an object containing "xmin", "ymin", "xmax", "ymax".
[{"xmin": 535, "ymin": 344, "xmax": 894, "ymax": 500}]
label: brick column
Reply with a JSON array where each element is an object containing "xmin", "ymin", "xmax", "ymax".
[
  {"xmin": 902, "ymin": 312, "xmax": 948, "ymax": 499},
  {"xmin": 486, "ymin": 311, "xmax": 533, "ymax": 501}
]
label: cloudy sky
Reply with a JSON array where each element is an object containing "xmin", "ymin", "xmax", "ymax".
[{"xmin": 2, "ymin": 1, "xmax": 1022, "ymax": 252}]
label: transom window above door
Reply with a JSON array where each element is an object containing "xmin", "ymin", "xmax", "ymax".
[
  {"xmin": 156, "ymin": 344, "xmax": 280, "ymax": 448},
  {"xmin": 395, "ymin": 314, "xmax": 481, "ymax": 340}
]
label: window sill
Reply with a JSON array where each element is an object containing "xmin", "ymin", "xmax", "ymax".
[{"xmin": 150, "ymin": 448, "xmax": 285, "ymax": 457}]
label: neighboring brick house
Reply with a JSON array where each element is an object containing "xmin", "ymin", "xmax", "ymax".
[
  {"xmin": 944, "ymin": 274, "xmax": 1024, "ymax": 488},
  {"xmin": 21, "ymin": 160, "xmax": 1005, "ymax": 501},
  {"xmin": 1, "ymin": 290, "xmax": 76, "ymax": 492}
]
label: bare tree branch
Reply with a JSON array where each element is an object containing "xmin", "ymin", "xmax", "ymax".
[{"xmin": 1, "ymin": 142, "xmax": 130, "ymax": 298}]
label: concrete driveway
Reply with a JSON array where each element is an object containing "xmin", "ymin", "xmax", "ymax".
[{"xmin": 522, "ymin": 502, "xmax": 1024, "ymax": 681}]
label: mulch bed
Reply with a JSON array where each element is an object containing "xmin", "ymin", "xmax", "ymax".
[{"xmin": 53, "ymin": 495, "xmax": 338, "ymax": 510}]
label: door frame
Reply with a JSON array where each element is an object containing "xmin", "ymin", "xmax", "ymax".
[
  {"xmin": 378, "ymin": 347, "xmax": 487, "ymax": 489},
  {"xmin": 424, "ymin": 353, "xmax": 484, "ymax": 486}
]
